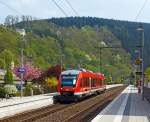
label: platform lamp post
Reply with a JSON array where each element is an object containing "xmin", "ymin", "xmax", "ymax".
[
  {"xmin": 16, "ymin": 29, "xmax": 26, "ymax": 97},
  {"xmin": 137, "ymin": 24, "xmax": 144, "ymax": 100}
]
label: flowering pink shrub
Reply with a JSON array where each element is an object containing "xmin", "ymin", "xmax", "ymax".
[{"xmin": 14, "ymin": 63, "xmax": 43, "ymax": 82}]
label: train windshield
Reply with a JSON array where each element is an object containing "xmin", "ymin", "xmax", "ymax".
[{"xmin": 61, "ymin": 75, "xmax": 77, "ymax": 87}]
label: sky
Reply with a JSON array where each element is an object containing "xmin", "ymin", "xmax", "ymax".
[{"xmin": 0, "ymin": 0, "xmax": 149, "ymax": 23}]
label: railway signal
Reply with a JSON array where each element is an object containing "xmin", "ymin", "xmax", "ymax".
[{"xmin": 135, "ymin": 58, "xmax": 142, "ymax": 65}]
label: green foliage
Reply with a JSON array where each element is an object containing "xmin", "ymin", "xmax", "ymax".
[
  {"xmin": 46, "ymin": 77, "xmax": 58, "ymax": 87},
  {"xmin": 49, "ymin": 17, "xmax": 150, "ymax": 69},
  {"xmin": 25, "ymin": 82, "xmax": 33, "ymax": 89},
  {"xmin": 4, "ymin": 84, "xmax": 18, "ymax": 96},
  {"xmin": 41, "ymin": 77, "xmax": 58, "ymax": 93},
  {"xmin": 24, "ymin": 83, "xmax": 41, "ymax": 96},
  {"xmin": 32, "ymin": 86, "xmax": 41, "ymax": 95},
  {"xmin": 145, "ymin": 67, "xmax": 150, "ymax": 82},
  {"xmin": 0, "ymin": 87, "xmax": 7, "ymax": 98},
  {"xmin": 4, "ymin": 68, "xmax": 14, "ymax": 84},
  {"xmin": 0, "ymin": 18, "xmax": 133, "ymax": 83},
  {"xmin": 0, "ymin": 49, "xmax": 14, "ymax": 68},
  {"xmin": 0, "ymin": 58, "xmax": 5, "ymax": 69}
]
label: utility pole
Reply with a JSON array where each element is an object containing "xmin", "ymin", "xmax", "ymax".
[
  {"xmin": 56, "ymin": 30, "xmax": 65, "ymax": 73},
  {"xmin": 60, "ymin": 53, "xmax": 63, "ymax": 73},
  {"xmin": 29, "ymin": 54, "xmax": 32, "ymax": 68},
  {"xmin": 96, "ymin": 46, "xmax": 122, "ymax": 73},
  {"xmin": 16, "ymin": 29, "xmax": 26, "ymax": 97},
  {"xmin": 99, "ymin": 48, "xmax": 102, "ymax": 73},
  {"xmin": 137, "ymin": 24, "xmax": 144, "ymax": 100}
]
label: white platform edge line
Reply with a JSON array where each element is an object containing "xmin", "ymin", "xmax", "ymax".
[
  {"xmin": 91, "ymin": 85, "xmax": 130, "ymax": 122},
  {"xmin": 113, "ymin": 86, "xmax": 130, "ymax": 122}
]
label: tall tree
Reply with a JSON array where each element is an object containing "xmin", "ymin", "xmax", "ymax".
[{"xmin": 4, "ymin": 68, "xmax": 14, "ymax": 84}]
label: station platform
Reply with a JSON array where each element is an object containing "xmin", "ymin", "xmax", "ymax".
[
  {"xmin": 0, "ymin": 84, "xmax": 123, "ymax": 119},
  {"xmin": 0, "ymin": 93, "xmax": 57, "ymax": 118},
  {"xmin": 91, "ymin": 85, "xmax": 150, "ymax": 122}
]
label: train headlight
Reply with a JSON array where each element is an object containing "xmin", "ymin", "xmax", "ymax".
[{"xmin": 73, "ymin": 79, "xmax": 76, "ymax": 85}]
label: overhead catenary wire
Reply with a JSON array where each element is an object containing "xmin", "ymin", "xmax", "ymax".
[
  {"xmin": 64, "ymin": 0, "xmax": 79, "ymax": 16},
  {"xmin": 51, "ymin": 0, "xmax": 68, "ymax": 17},
  {"xmin": 0, "ymin": 1, "xmax": 21, "ymax": 15},
  {"xmin": 134, "ymin": 0, "xmax": 148, "ymax": 21}
]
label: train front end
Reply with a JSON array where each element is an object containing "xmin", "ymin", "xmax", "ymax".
[{"xmin": 54, "ymin": 70, "xmax": 81, "ymax": 102}]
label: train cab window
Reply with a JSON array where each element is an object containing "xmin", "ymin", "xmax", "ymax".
[{"xmin": 61, "ymin": 75, "xmax": 77, "ymax": 87}]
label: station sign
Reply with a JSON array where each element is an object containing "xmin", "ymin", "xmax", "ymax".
[{"xmin": 18, "ymin": 67, "xmax": 26, "ymax": 73}]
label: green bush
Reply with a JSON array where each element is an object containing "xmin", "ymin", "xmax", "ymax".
[
  {"xmin": 33, "ymin": 86, "xmax": 41, "ymax": 95},
  {"xmin": 4, "ymin": 85, "xmax": 18, "ymax": 96},
  {"xmin": 0, "ymin": 87, "xmax": 7, "ymax": 98},
  {"xmin": 24, "ymin": 89, "xmax": 31, "ymax": 96},
  {"xmin": 25, "ymin": 83, "xmax": 33, "ymax": 89},
  {"xmin": 15, "ymin": 90, "xmax": 21, "ymax": 96},
  {"xmin": 42, "ymin": 85, "xmax": 52, "ymax": 93}
]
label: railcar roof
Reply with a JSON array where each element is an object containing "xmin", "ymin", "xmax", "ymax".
[
  {"xmin": 61, "ymin": 69, "xmax": 105, "ymax": 79},
  {"xmin": 61, "ymin": 70, "xmax": 81, "ymax": 75}
]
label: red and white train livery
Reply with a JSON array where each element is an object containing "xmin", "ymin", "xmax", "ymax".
[{"xmin": 54, "ymin": 69, "xmax": 106, "ymax": 102}]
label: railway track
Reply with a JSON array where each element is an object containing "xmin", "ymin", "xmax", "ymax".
[
  {"xmin": 0, "ymin": 103, "xmax": 74, "ymax": 122},
  {"xmin": 35, "ymin": 86, "xmax": 126, "ymax": 122},
  {"xmin": 63, "ymin": 87, "xmax": 124, "ymax": 122},
  {"xmin": 1, "ymin": 86, "xmax": 126, "ymax": 122}
]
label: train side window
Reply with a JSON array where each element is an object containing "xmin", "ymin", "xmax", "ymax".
[
  {"xmin": 91, "ymin": 78, "xmax": 95, "ymax": 87},
  {"xmin": 91, "ymin": 78, "xmax": 93, "ymax": 87},
  {"xmin": 98, "ymin": 79, "xmax": 100, "ymax": 85},
  {"xmin": 83, "ymin": 78, "xmax": 86, "ymax": 87},
  {"xmin": 84, "ymin": 78, "xmax": 88, "ymax": 87},
  {"xmin": 80, "ymin": 78, "xmax": 82, "ymax": 87},
  {"xmin": 87, "ymin": 78, "xmax": 89, "ymax": 87},
  {"xmin": 97, "ymin": 79, "xmax": 99, "ymax": 84},
  {"xmin": 100, "ymin": 79, "xmax": 102, "ymax": 85},
  {"xmin": 85, "ymin": 78, "xmax": 87, "ymax": 87}
]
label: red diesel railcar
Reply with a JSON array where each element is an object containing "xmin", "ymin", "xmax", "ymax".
[{"xmin": 53, "ymin": 69, "xmax": 106, "ymax": 102}]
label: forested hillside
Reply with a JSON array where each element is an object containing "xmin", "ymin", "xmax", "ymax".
[
  {"xmin": 0, "ymin": 19, "xmax": 132, "ymax": 82},
  {"xmin": 48, "ymin": 17, "xmax": 150, "ymax": 69}
]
